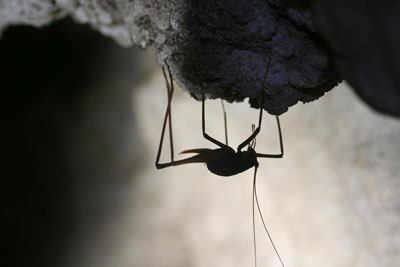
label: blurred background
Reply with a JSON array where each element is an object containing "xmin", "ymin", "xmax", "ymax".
[{"xmin": 2, "ymin": 18, "xmax": 400, "ymax": 267}]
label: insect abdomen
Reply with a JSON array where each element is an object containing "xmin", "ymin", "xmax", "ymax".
[{"xmin": 206, "ymin": 150, "xmax": 257, "ymax": 176}]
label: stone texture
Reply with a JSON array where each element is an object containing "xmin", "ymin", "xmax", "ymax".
[
  {"xmin": 0, "ymin": 0, "xmax": 341, "ymax": 114},
  {"xmin": 158, "ymin": 0, "xmax": 341, "ymax": 114}
]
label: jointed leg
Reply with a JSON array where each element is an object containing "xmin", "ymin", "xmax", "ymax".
[
  {"xmin": 156, "ymin": 62, "xmax": 175, "ymax": 169},
  {"xmin": 156, "ymin": 63, "xmax": 215, "ymax": 169},
  {"xmin": 256, "ymin": 115, "xmax": 284, "ymax": 158},
  {"xmin": 238, "ymin": 58, "xmax": 272, "ymax": 152},
  {"xmin": 162, "ymin": 63, "xmax": 175, "ymax": 161},
  {"xmin": 201, "ymin": 85, "xmax": 229, "ymax": 148}
]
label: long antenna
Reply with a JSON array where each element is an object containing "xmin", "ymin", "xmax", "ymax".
[
  {"xmin": 253, "ymin": 167, "xmax": 285, "ymax": 267},
  {"xmin": 252, "ymin": 167, "xmax": 258, "ymax": 267}
]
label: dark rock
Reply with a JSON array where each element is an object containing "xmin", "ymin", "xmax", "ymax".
[
  {"xmin": 163, "ymin": 0, "xmax": 341, "ymax": 115},
  {"xmin": 313, "ymin": 0, "xmax": 400, "ymax": 117}
]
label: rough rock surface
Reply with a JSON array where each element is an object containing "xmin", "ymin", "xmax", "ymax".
[
  {"xmin": 160, "ymin": 0, "xmax": 340, "ymax": 114},
  {"xmin": 0, "ymin": 0, "xmax": 341, "ymax": 114}
]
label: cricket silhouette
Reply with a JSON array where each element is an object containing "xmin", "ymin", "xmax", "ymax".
[{"xmin": 156, "ymin": 59, "xmax": 285, "ymax": 267}]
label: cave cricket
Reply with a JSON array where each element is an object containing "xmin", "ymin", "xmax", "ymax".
[{"xmin": 155, "ymin": 59, "xmax": 285, "ymax": 267}]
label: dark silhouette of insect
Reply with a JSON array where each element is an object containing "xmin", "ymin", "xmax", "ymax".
[{"xmin": 155, "ymin": 59, "xmax": 285, "ymax": 267}]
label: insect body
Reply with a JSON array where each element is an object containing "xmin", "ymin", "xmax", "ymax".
[
  {"xmin": 176, "ymin": 145, "xmax": 258, "ymax": 176},
  {"xmin": 155, "ymin": 59, "xmax": 285, "ymax": 267},
  {"xmin": 206, "ymin": 147, "xmax": 258, "ymax": 176},
  {"xmin": 155, "ymin": 59, "xmax": 283, "ymax": 172}
]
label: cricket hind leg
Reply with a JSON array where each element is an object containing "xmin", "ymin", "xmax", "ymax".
[
  {"xmin": 164, "ymin": 62, "xmax": 175, "ymax": 161},
  {"xmin": 156, "ymin": 62, "xmax": 213, "ymax": 169},
  {"xmin": 155, "ymin": 62, "xmax": 175, "ymax": 168}
]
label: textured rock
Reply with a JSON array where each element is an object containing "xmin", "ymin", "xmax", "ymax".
[
  {"xmin": 158, "ymin": 0, "xmax": 341, "ymax": 114},
  {"xmin": 0, "ymin": 0, "xmax": 341, "ymax": 114}
]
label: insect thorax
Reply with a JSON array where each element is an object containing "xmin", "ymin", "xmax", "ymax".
[{"xmin": 206, "ymin": 148, "xmax": 258, "ymax": 177}]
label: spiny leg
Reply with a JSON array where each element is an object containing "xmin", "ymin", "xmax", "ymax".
[
  {"xmin": 220, "ymin": 99, "xmax": 229, "ymax": 146},
  {"xmin": 237, "ymin": 58, "xmax": 272, "ymax": 152},
  {"xmin": 200, "ymin": 85, "xmax": 229, "ymax": 148},
  {"xmin": 253, "ymin": 166, "xmax": 285, "ymax": 267},
  {"xmin": 256, "ymin": 115, "xmax": 284, "ymax": 158}
]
